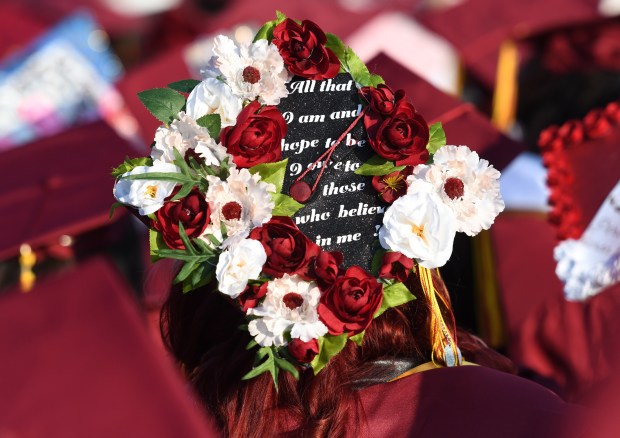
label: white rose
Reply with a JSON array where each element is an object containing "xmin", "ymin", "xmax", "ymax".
[
  {"xmin": 215, "ymin": 238, "xmax": 266, "ymax": 298},
  {"xmin": 186, "ymin": 77, "xmax": 242, "ymax": 128},
  {"xmin": 113, "ymin": 163, "xmax": 178, "ymax": 215},
  {"xmin": 379, "ymin": 180, "xmax": 457, "ymax": 268}
]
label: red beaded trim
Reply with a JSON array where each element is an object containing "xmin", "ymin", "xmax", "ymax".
[{"xmin": 538, "ymin": 101, "xmax": 620, "ymax": 240}]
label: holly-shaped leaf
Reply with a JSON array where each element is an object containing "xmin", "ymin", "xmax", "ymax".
[{"xmin": 137, "ymin": 88, "xmax": 186, "ymax": 124}]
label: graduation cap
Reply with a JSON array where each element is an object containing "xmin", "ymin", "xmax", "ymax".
[
  {"xmin": 0, "ymin": 2, "xmax": 46, "ymax": 60},
  {"xmin": 419, "ymin": 0, "xmax": 600, "ymax": 86},
  {"xmin": 112, "ymin": 13, "xmax": 511, "ymax": 383},
  {"xmin": 488, "ymin": 101, "xmax": 620, "ymax": 400},
  {"xmin": 417, "ymin": 0, "xmax": 603, "ymax": 130},
  {"xmin": 0, "ymin": 256, "xmax": 218, "ymax": 437},
  {"xmin": 0, "ymin": 121, "xmax": 144, "ymax": 290}
]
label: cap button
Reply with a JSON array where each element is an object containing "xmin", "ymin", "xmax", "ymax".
[{"xmin": 289, "ymin": 181, "xmax": 312, "ymax": 203}]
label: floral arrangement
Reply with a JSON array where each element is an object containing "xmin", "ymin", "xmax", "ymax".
[{"xmin": 111, "ymin": 12, "xmax": 505, "ymax": 385}]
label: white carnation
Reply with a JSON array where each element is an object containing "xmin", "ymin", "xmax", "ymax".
[
  {"xmin": 186, "ymin": 77, "xmax": 242, "ymax": 128},
  {"xmin": 212, "ymin": 35, "xmax": 291, "ymax": 105},
  {"xmin": 215, "ymin": 238, "xmax": 266, "ymax": 298},
  {"xmin": 410, "ymin": 145, "xmax": 504, "ymax": 236},
  {"xmin": 379, "ymin": 179, "xmax": 457, "ymax": 269},
  {"xmin": 151, "ymin": 111, "xmax": 229, "ymax": 167},
  {"xmin": 248, "ymin": 274, "xmax": 327, "ymax": 347},
  {"xmin": 202, "ymin": 167, "xmax": 275, "ymax": 248},
  {"xmin": 113, "ymin": 163, "xmax": 178, "ymax": 215}
]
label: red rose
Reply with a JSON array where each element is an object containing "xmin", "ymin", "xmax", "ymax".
[
  {"xmin": 220, "ymin": 101, "xmax": 286, "ymax": 168},
  {"xmin": 152, "ymin": 188, "xmax": 210, "ymax": 250},
  {"xmin": 378, "ymin": 252, "xmax": 414, "ymax": 283},
  {"xmin": 371, "ymin": 166, "xmax": 413, "ymax": 204},
  {"xmin": 360, "ymin": 84, "xmax": 405, "ymax": 117},
  {"xmin": 238, "ymin": 282, "xmax": 268, "ymax": 312},
  {"xmin": 365, "ymin": 101, "xmax": 430, "ymax": 167},
  {"xmin": 249, "ymin": 216, "xmax": 320, "ymax": 279},
  {"xmin": 272, "ymin": 18, "xmax": 340, "ymax": 80},
  {"xmin": 288, "ymin": 338, "xmax": 319, "ymax": 363},
  {"xmin": 318, "ymin": 266, "xmax": 383, "ymax": 336},
  {"xmin": 312, "ymin": 250, "xmax": 343, "ymax": 289}
]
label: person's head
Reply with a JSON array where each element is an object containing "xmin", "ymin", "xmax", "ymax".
[{"xmin": 159, "ymin": 267, "xmax": 513, "ymax": 437}]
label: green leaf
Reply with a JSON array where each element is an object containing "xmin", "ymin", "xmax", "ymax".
[
  {"xmin": 275, "ymin": 10, "xmax": 287, "ymax": 23},
  {"xmin": 368, "ymin": 73, "xmax": 385, "ymax": 87},
  {"xmin": 349, "ymin": 331, "xmax": 365, "ymax": 347},
  {"xmin": 178, "ymin": 222, "xmax": 197, "ymax": 255},
  {"xmin": 253, "ymin": 20, "xmax": 276, "ymax": 42},
  {"xmin": 153, "ymin": 250, "xmax": 208, "ymax": 261},
  {"xmin": 374, "ymin": 282, "xmax": 416, "ymax": 319},
  {"xmin": 194, "ymin": 237, "xmax": 216, "ymax": 255},
  {"xmin": 137, "ymin": 88, "xmax": 186, "ymax": 123},
  {"xmin": 167, "ymin": 79, "xmax": 201, "ymax": 93},
  {"xmin": 249, "ymin": 159, "xmax": 288, "ymax": 193},
  {"xmin": 370, "ymin": 248, "xmax": 386, "ymax": 277},
  {"xmin": 122, "ymin": 172, "xmax": 192, "ymax": 184},
  {"xmin": 243, "ymin": 346, "xmax": 279, "ymax": 388},
  {"xmin": 172, "ymin": 147, "xmax": 193, "ymax": 176},
  {"xmin": 111, "ymin": 156, "xmax": 153, "ymax": 178},
  {"xmin": 326, "ymin": 33, "xmax": 346, "ymax": 61},
  {"xmin": 109, "ymin": 202, "xmax": 123, "ymax": 219},
  {"xmin": 354, "ymin": 154, "xmax": 405, "ymax": 176},
  {"xmin": 427, "ymin": 122, "xmax": 447, "ymax": 155},
  {"xmin": 149, "ymin": 229, "xmax": 166, "ymax": 262},
  {"xmin": 171, "ymin": 183, "xmax": 194, "ymax": 202},
  {"xmin": 196, "ymin": 113, "xmax": 221, "ymax": 139},
  {"xmin": 175, "ymin": 259, "xmax": 197, "ymax": 283},
  {"xmin": 271, "ymin": 193, "xmax": 304, "ymax": 217},
  {"xmin": 310, "ymin": 333, "xmax": 348, "ymax": 375},
  {"xmin": 182, "ymin": 267, "xmax": 213, "ymax": 293},
  {"xmin": 344, "ymin": 47, "xmax": 370, "ymax": 87},
  {"xmin": 275, "ymin": 356, "xmax": 299, "ymax": 380}
]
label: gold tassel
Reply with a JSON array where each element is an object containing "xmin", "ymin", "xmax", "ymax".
[
  {"xmin": 418, "ymin": 266, "xmax": 461, "ymax": 366},
  {"xmin": 472, "ymin": 230, "xmax": 506, "ymax": 348},
  {"xmin": 491, "ymin": 39, "xmax": 519, "ymax": 132},
  {"xmin": 19, "ymin": 244, "xmax": 36, "ymax": 292}
]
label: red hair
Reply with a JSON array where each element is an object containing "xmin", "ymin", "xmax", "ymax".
[{"xmin": 160, "ymin": 269, "xmax": 514, "ymax": 437}]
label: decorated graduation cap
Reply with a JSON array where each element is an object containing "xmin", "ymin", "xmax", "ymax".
[
  {"xmin": 0, "ymin": 257, "xmax": 218, "ymax": 437},
  {"xmin": 0, "ymin": 121, "xmax": 139, "ymax": 291},
  {"xmin": 111, "ymin": 12, "xmax": 505, "ymax": 385}
]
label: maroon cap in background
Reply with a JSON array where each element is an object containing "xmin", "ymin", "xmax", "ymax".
[
  {"xmin": 418, "ymin": 0, "xmax": 600, "ymax": 89},
  {"xmin": 0, "ymin": 121, "xmax": 145, "ymax": 261},
  {"xmin": 0, "ymin": 256, "xmax": 219, "ymax": 437}
]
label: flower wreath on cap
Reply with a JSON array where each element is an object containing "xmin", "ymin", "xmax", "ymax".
[{"xmin": 111, "ymin": 12, "xmax": 505, "ymax": 386}]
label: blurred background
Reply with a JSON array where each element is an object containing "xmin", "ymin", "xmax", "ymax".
[{"xmin": 0, "ymin": 0, "xmax": 619, "ymax": 436}]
